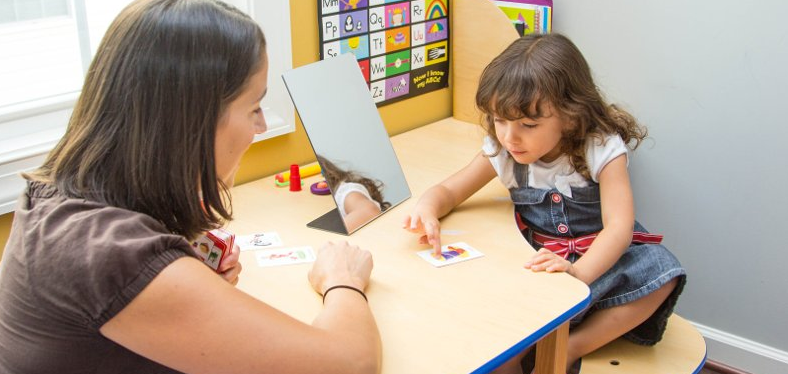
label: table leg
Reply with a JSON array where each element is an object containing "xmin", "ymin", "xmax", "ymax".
[{"xmin": 534, "ymin": 322, "xmax": 569, "ymax": 374}]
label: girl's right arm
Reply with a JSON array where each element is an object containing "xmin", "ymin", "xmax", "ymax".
[
  {"xmin": 100, "ymin": 241, "xmax": 381, "ymax": 374},
  {"xmin": 403, "ymin": 152, "xmax": 497, "ymax": 255}
]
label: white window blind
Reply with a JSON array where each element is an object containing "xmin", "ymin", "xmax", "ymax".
[{"xmin": 0, "ymin": 0, "xmax": 294, "ymax": 214}]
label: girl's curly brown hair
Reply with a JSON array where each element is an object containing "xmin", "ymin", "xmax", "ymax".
[{"xmin": 475, "ymin": 33, "xmax": 647, "ymax": 180}]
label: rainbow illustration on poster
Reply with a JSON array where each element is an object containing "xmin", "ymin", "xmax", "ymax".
[
  {"xmin": 428, "ymin": 22, "xmax": 444, "ymax": 33},
  {"xmin": 427, "ymin": 0, "xmax": 447, "ymax": 19}
]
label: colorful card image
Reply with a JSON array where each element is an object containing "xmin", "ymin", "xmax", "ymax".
[
  {"xmin": 384, "ymin": 49, "xmax": 411, "ymax": 77},
  {"xmin": 341, "ymin": 34, "xmax": 370, "ymax": 59},
  {"xmin": 236, "ymin": 232, "xmax": 284, "ymax": 251},
  {"xmin": 384, "ymin": 25, "xmax": 410, "ymax": 53},
  {"xmin": 425, "ymin": 18, "xmax": 448, "ymax": 43},
  {"xmin": 256, "ymin": 246, "xmax": 316, "ymax": 267},
  {"xmin": 384, "ymin": 2, "xmax": 409, "ymax": 27},
  {"xmin": 424, "ymin": 40, "xmax": 447, "ymax": 66},
  {"xmin": 425, "ymin": 0, "xmax": 448, "ymax": 20},
  {"xmin": 417, "ymin": 242, "xmax": 484, "ymax": 267},
  {"xmin": 341, "ymin": 0, "xmax": 368, "ymax": 11},
  {"xmin": 384, "ymin": 73, "xmax": 410, "ymax": 100},
  {"xmin": 339, "ymin": 9, "xmax": 369, "ymax": 38},
  {"xmin": 493, "ymin": 1, "xmax": 552, "ymax": 35}
]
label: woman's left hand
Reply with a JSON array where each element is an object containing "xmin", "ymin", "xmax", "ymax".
[
  {"xmin": 217, "ymin": 243, "xmax": 243, "ymax": 285},
  {"xmin": 524, "ymin": 248, "xmax": 575, "ymax": 276}
]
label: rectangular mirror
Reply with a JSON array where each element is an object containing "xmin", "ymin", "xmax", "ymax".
[{"xmin": 282, "ymin": 53, "xmax": 411, "ymax": 235}]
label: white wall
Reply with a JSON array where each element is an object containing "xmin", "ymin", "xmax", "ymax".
[
  {"xmin": 250, "ymin": 0, "xmax": 294, "ymax": 138},
  {"xmin": 552, "ymin": 1, "xmax": 788, "ymax": 373}
]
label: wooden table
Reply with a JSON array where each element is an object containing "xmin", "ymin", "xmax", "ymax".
[{"xmin": 229, "ymin": 117, "xmax": 590, "ymax": 374}]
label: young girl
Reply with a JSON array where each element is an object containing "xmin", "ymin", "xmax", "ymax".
[
  {"xmin": 0, "ymin": 1, "xmax": 380, "ymax": 373},
  {"xmin": 404, "ymin": 33, "xmax": 686, "ymax": 373}
]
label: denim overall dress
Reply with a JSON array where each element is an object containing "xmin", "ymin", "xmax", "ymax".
[{"xmin": 510, "ymin": 163, "xmax": 686, "ymax": 345}]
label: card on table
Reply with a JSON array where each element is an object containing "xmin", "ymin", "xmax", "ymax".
[
  {"xmin": 236, "ymin": 232, "xmax": 284, "ymax": 251},
  {"xmin": 255, "ymin": 246, "xmax": 316, "ymax": 267},
  {"xmin": 416, "ymin": 242, "xmax": 484, "ymax": 267}
]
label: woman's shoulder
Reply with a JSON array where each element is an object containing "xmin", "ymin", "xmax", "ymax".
[
  {"xmin": 21, "ymin": 181, "xmax": 193, "ymax": 262},
  {"xmin": 7, "ymin": 181, "xmax": 196, "ymax": 329}
]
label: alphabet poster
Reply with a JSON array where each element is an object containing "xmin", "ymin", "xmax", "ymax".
[{"xmin": 318, "ymin": 0, "xmax": 450, "ymax": 106}]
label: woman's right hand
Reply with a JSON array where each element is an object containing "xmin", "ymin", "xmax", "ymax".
[
  {"xmin": 308, "ymin": 241, "xmax": 373, "ymax": 295},
  {"xmin": 402, "ymin": 208, "xmax": 442, "ymax": 257}
]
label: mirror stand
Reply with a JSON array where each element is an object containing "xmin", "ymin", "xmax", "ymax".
[{"xmin": 306, "ymin": 208, "xmax": 348, "ymax": 235}]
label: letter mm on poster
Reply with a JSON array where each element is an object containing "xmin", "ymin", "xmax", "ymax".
[{"xmin": 318, "ymin": 0, "xmax": 450, "ymax": 106}]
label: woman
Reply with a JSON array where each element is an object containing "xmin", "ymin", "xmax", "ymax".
[{"xmin": 0, "ymin": 1, "xmax": 381, "ymax": 373}]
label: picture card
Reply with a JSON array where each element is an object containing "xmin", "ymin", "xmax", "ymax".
[
  {"xmin": 416, "ymin": 242, "xmax": 484, "ymax": 267},
  {"xmin": 236, "ymin": 232, "xmax": 284, "ymax": 251},
  {"xmin": 255, "ymin": 246, "xmax": 316, "ymax": 267}
]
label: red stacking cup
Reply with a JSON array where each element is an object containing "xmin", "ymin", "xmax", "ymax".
[{"xmin": 289, "ymin": 164, "xmax": 301, "ymax": 192}]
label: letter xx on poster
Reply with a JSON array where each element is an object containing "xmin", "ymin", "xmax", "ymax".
[{"xmin": 318, "ymin": 0, "xmax": 450, "ymax": 106}]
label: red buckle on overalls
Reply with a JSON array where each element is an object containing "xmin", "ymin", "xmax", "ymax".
[{"xmin": 515, "ymin": 213, "xmax": 664, "ymax": 259}]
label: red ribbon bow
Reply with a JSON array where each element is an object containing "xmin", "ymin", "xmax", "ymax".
[
  {"xmin": 540, "ymin": 233, "xmax": 598, "ymax": 259},
  {"xmin": 516, "ymin": 212, "xmax": 664, "ymax": 259},
  {"xmin": 534, "ymin": 231, "xmax": 664, "ymax": 259}
]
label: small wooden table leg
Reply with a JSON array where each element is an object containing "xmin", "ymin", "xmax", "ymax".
[{"xmin": 534, "ymin": 322, "xmax": 569, "ymax": 374}]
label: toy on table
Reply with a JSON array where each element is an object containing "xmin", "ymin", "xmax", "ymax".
[
  {"xmin": 274, "ymin": 163, "xmax": 321, "ymax": 187},
  {"xmin": 289, "ymin": 164, "xmax": 302, "ymax": 192},
  {"xmin": 310, "ymin": 180, "xmax": 331, "ymax": 195}
]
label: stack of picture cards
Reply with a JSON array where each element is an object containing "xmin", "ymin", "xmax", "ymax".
[
  {"xmin": 192, "ymin": 228, "xmax": 235, "ymax": 271},
  {"xmin": 416, "ymin": 242, "xmax": 484, "ymax": 267}
]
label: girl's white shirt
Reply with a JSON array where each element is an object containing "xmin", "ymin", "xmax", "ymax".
[
  {"xmin": 483, "ymin": 134, "xmax": 628, "ymax": 198},
  {"xmin": 334, "ymin": 182, "xmax": 381, "ymax": 217}
]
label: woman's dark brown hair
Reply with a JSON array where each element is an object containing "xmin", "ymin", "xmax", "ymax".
[
  {"xmin": 476, "ymin": 33, "xmax": 646, "ymax": 180},
  {"xmin": 26, "ymin": 0, "xmax": 267, "ymax": 240},
  {"xmin": 317, "ymin": 156, "xmax": 391, "ymax": 211}
]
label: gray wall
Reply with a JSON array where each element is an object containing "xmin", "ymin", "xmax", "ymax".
[{"xmin": 552, "ymin": 1, "xmax": 788, "ymax": 372}]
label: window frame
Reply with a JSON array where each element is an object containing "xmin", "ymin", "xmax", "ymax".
[{"xmin": 0, "ymin": 0, "xmax": 294, "ymax": 215}]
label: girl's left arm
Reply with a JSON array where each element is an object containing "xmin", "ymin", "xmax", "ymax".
[
  {"xmin": 527, "ymin": 155, "xmax": 635, "ymax": 283},
  {"xmin": 569, "ymin": 154, "xmax": 634, "ymax": 284}
]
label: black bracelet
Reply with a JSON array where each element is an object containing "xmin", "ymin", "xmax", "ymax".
[{"xmin": 322, "ymin": 285, "xmax": 368, "ymax": 304}]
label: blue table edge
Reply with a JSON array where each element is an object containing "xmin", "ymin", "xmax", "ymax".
[
  {"xmin": 693, "ymin": 351, "xmax": 708, "ymax": 374},
  {"xmin": 470, "ymin": 289, "xmax": 708, "ymax": 374},
  {"xmin": 470, "ymin": 291, "xmax": 591, "ymax": 374}
]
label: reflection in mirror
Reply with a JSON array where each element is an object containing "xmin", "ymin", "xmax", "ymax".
[
  {"xmin": 318, "ymin": 156, "xmax": 392, "ymax": 232},
  {"xmin": 282, "ymin": 53, "xmax": 411, "ymax": 234}
]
